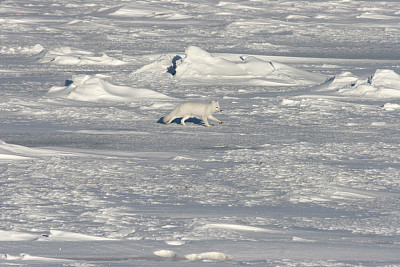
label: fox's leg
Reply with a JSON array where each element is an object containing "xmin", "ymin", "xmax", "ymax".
[
  {"xmin": 181, "ymin": 115, "xmax": 190, "ymax": 126},
  {"xmin": 208, "ymin": 115, "xmax": 223, "ymax": 124},
  {"xmin": 202, "ymin": 116, "xmax": 210, "ymax": 127}
]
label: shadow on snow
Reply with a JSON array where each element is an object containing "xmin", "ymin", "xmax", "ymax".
[{"xmin": 157, "ymin": 117, "xmax": 205, "ymax": 126}]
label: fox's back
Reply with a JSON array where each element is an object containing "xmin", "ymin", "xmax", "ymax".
[{"xmin": 176, "ymin": 102, "xmax": 209, "ymax": 116}]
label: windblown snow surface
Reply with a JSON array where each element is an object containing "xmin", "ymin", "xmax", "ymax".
[{"xmin": 1, "ymin": 0, "xmax": 400, "ymax": 266}]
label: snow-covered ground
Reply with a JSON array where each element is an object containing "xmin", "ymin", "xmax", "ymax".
[{"xmin": 1, "ymin": 0, "xmax": 400, "ymax": 266}]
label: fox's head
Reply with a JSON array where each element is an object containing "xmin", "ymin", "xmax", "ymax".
[{"xmin": 211, "ymin": 100, "xmax": 222, "ymax": 112}]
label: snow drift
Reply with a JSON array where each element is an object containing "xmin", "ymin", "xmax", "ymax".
[
  {"xmin": 175, "ymin": 46, "xmax": 325, "ymax": 85},
  {"xmin": 382, "ymin": 103, "xmax": 400, "ymax": 111},
  {"xmin": 47, "ymin": 75, "xmax": 172, "ymax": 102},
  {"xmin": 137, "ymin": 46, "xmax": 325, "ymax": 86},
  {"xmin": 327, "ymin": 69, "xmax": 400, "ymax": 98},
  {"xmin": 37, "ymin": 230, "xmax": 116, "ymax": 241},
  {"xmin": 0, "ymin": 230, "xmax": 37, "ymax": 241},
  {"xmin": 0, "ymin": 140, "xmax": 65, "ymax": 161},
  {"xmin": 38, "ymin": 47, "xmax": 128, "ymax": 65},
  {"xmin": 1, "ymin": 44, "xmax": 44, "ymax": 55},
  {"xmin": 108, "ymin": 5, "xmax": 193, "ymax": 20},
  {"xmin": 0, "ymin": 229, "xmax": 114, "ymax": 242}
]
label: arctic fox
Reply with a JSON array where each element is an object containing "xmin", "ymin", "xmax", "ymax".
[{"xmin": 163, "ymin": 101, "xmax": 223, "ymax": 127}]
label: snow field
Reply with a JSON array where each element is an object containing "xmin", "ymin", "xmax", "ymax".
[{"xmin": 1, "ymin": 0, "xmax": 400, "ymax": 266}]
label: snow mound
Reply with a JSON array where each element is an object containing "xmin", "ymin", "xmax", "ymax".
[
  {"xmin": 0, "ymin": 229, "xmax": 115, "ymax": 242},
  {"xmin": 47, "ymin": 75, "xmax": 173, "ymax": 102},
  {"xmin": 0, "ymin": 253, "xmax": 71, "ymax": 263},
  {"xmin": 185, "ymin": 252, "xmax": 232, "ymax": 262},
  {"xmin": 109, "ymin": 6, "xmax": 158, "ymax": 18},
  {"xmin": 281, "ymin": 99, "xmax": 307, "ymax": 107},
  {"xmin": 1, "ymin": 44, "xmax": 44, "ymax": 55},
  {"xmin": 240, "ymin": 55, "xmax": 275, "ymax": 76},
  {"xmin": 38, "ymin": 230, "xmax": 116, "ymax": 241},
  {"xmin": 202, "ymin": 223, "xmax": 276, "ymax": 233},
  {"xmin": 165, "ymin": 240, "xmax": 185, "ymax": 246},
  {"xmin": 0, "ymin": 140, "xmax": 62, "ymax": 161},
  {"xmin": 109, "ymin": 6, "xmax": 193, "ymax": 20},
  {"xmin": 135, "ymin": 55, "xmax": 176, "ymax": 74},
  {"xmin": 382, "ymin": 103, "xmax": 400, "ymax": 111},
  {"xmin": 327, "ymin": 69, "xmax": 400, "ymax": 98},
  {"xmin": 136, "ymin": 46, "xmax": 325, "ymax": 86},
  {"xmin": 176, "ymin": 46, "xmax": 246, "ymax": 77},
  {"xmin": 173, "ymin": 46, "xmax": 325, "ymax": 85},
  {"xmin": 0, "ymin": 230, "xmax": 37, "ymax": 241},
  {"xmin": 370, "ymin": 69, "xmax": 400, "ymax": 90},
  {"xmin": 38, "ymin": 46, "xmax": 128, "ymax": 65},
  {"xmin": 153, "ymin": 250, "xmax": 177, "ymax": 259},
  {"xmin": 325, "ymin": 72, "xmax": 359, "ymax": 91}
]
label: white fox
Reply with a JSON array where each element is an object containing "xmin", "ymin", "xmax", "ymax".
[{"xmin": 163, "ymin": 101, "xmax": 223, "ymax": 127}]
